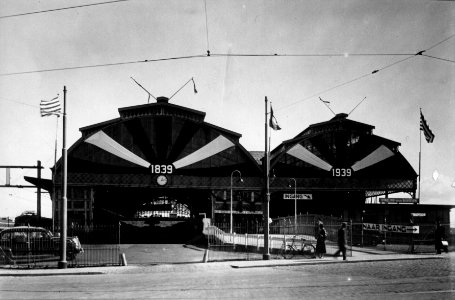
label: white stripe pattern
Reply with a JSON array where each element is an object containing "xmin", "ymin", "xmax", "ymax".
[{"xmin": 40, "ymin": 95, "xmax": 61, "ymax": 117}]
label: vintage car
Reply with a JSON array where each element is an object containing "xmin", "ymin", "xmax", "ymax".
[{"xmin": 0, "ymin": 226, "xmax": 83, "ymax": 263}]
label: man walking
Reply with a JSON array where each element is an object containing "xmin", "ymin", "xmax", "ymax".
[{"xmin": 334, "ymin": 222, "xmax": 347, "ymax": 260}]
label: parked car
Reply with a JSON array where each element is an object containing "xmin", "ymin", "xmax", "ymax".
[{"xmin": 0, "ymin": 226, "xmax": 83, "ymax": 263}]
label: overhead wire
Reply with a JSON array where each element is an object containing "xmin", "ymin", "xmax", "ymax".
[
  {"xmin": 0, "ymin": 0, "xmax": 133, "ymax": 19},
  {"xmin": 0, "ymin": 54, "xmax": 208, "ymax": 77},
  {"xmin": 203, "ymin": 0, "xmax": 210, "ymax": 56},
  {"xmin": 0, "ymin": 53, "xmax": 417, "ymax": 77},
  {"xmin": 276, "ymin": 34, "xmax": 455, "ymax": 112},
  {"xmin": 0, "ymin": 97, "xmax": 39, "ymax": 108},
  {"xmin": 422, "ymin": 54, "xmax": 455, "ymax": 64}
]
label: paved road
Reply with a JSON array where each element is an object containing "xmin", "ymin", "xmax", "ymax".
[{"xmin": 1, "ymin": 252, "xmax": 453, "ymax": 299}]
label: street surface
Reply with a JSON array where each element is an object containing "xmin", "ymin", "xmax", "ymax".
[{"xmin": 0, "ymin": 252, "xmax": 454, "ymax": 299}]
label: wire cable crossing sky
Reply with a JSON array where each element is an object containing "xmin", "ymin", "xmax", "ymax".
[{"xmin": 0, "ymin": 0, "xmax": 453, "ymax": 222}]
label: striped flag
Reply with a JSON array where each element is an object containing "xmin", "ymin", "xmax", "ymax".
[
  {"xmin": 40, "ymin": 95, "xmax": 61, "ymax": 117},
  {"xmin": 420, "ymin": 111, "xmax": 435, "ymax": 143}
]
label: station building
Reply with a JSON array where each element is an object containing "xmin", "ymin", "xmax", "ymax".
[{"xmin": 28, "ymin": 97, "xmax": 452, "ymax": 240}]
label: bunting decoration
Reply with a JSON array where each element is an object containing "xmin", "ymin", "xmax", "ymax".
[
  {"xmin": 287, "ymin": 144, "xmax": 333, "ymax": 171},
  {"xmin": 172, "ymin": 135, "xmax": 234, "ymax": 169},
  {"xmin": 85, "ymin": 131, "xmax": 151, "ymax": 168},
  {"xmin": 351, "ymin": 145, "xmax": 394, "ymax": 172},
  {"xmin": 85, "ymin": 131, "xmax": 235, "ymax": 170}
]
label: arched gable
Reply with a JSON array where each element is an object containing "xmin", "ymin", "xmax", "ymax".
[
  {"xmin": 56, "ymin": 98, "xmax": 261, "ymax": 187},
  {"xmin": 270, "ymin": 113, "xmax": 417, "ymax": 195}
]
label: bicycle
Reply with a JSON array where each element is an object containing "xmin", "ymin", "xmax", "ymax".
[{"xmin": 279, "ymin": 236, "xmax": 316, "ymax": 259}]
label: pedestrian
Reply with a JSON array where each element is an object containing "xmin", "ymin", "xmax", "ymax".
[
  {"xmin": 434, "ymin": 221, "xmax": 447, "ymax": 254},
  {"xmin": 315, "ymin": 223, "xmax": 327, "ymax": 258},
  {"xmin": 333, "ymin": 222, "xmax": 347, "ymax": 260},
  {"xmin": 314, "ymin": 218, "xmax": 322, "ymax": 240}
]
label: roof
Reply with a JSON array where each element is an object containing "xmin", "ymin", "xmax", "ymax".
[{"xmin": 249, "ymin": 151, "xmax": 264, "ymax": 164}]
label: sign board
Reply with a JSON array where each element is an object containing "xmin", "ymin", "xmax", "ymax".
[
  {"xmin": 363, "ymin": 223, "xmax": 419, "ymax": 234},
  {"xmin": 411, "ymin": 213, "xmax": 426, "ymax": 217},
  {"xmin": 214, "ymin": 210, "xmax": 263, "ymax": 215},
  {"xmin": 283, "ymin": 193, "xmax": 312, "ymax": 200},
  {"xmin": 379, "ymin": 198, "xmax": 418, "ymax": 204}
]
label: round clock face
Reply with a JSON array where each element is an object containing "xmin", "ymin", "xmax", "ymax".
[{"xmin": 156, "ymin": 175, "xmax": 168, "ymax": 186}]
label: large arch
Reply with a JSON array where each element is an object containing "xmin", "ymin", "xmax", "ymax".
[
  {"xmin": 53, "ymin": 97, "xmax": 263, "ymax": 233},
  {"xmin": 267, "ymin": 113, "xmax": 417, "ymax": 220}
]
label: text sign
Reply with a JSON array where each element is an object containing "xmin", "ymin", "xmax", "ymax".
[
  {"xmin": 214, "ymin": 210, "xmax": 263, "ymax": 215},
  {"xmin": 411, "ymin": 213, "xmax": 426, "ymax": 217},
  {"xmin": 379, "ymin": 198, "xmax": 418, "ymax": 204},
  {"xmin": 363, "ymin": 223, "xmax": 419, "ymax": 234},
  {"xmin": 283, "ymin": 193, "xmax": 312, "ymax": 200}
]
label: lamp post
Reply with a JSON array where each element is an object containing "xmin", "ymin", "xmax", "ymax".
[
  {"xmin": 230, "ymin": 170, "xmax": 243, "ymax": 234},
  {"xmin": 289, "ymin": 178, "xmax": 297, "ymax": 234}
]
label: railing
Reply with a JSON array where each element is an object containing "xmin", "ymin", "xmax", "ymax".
[
  {"xmin": 205, "ymin": 221, "xmax": 351, "ymax": 261},
  {"xmin": 0, "ymin": 225, "xmax": 122, "ymax": 268},
  {"xmin": 205, "ymin": 218, "xmax": 453, "ymax": 261}
]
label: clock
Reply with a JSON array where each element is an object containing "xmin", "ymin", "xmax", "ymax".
[{"xmin": 156, "ymin": 175, "xmax": 168, "ymax": 186}]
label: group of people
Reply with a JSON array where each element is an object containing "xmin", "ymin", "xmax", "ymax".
[
  {"xmin": 315, "ymin": 220, "xmax": 448, "ymax": 260},
  {"xmin": 314, "ymin": 220, "xmax": 347, "ymax": 260}
]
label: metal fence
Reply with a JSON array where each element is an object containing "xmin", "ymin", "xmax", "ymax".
[
  {"xmin": 205, "ymin": 216, "xmax": 453, "ymax": 261},
  {"xmin": 205, "ymin": 214, "xmax": 353, "ymax": 262},
  {"xmin": 0, "ymin": 224, "xmax": 121, "ymax": 268}
]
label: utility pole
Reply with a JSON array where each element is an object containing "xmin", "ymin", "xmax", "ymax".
[{"xmin": 0, "ymin": 162, "xmax": 44, "ymax": 217}]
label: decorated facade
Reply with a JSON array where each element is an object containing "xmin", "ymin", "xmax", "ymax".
[{"xmin": 42, "ymin": 98, "xmax": 426, "ymax": 236}]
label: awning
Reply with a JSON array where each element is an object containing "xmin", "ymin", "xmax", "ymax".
[{"xmin": 24, "ymin": 176, "xmax": 53, "ymax": 192}]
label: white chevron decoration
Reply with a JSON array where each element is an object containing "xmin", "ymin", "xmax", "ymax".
[
  {"xmin": 173, "ymin": 135, "xmax": 235, "ymax": 169},
  {"xmin": 85, "ymin": 131, "xmax": 150, "ymax": 168},
  {"xmin": 287, "ymin": 144, "xmax": 333, "ymax": 171},
  {"xmin": 351, "ymin": 145, "xmax": 394, "ymax": 171}
]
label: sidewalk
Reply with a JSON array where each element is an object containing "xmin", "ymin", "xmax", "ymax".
[{"xmin": 0, "ymin": 247, "xmax": 447, "ymax": 276}]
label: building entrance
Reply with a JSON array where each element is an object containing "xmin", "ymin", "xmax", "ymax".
[{"xmin": 94, "ymin": 187, "xmax": 210, "ymax": 243}]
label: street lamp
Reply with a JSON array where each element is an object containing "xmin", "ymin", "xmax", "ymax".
[
  {"xmin": 230, "ymin": 170, "xmax": 243, "ymax": 234},
  {"xmin": 288, "ymin": 178, "xmax": 297, "ymax": 233}
]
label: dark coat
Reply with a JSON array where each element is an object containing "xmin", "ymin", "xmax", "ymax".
[
  {"xmin": 337, "ymin": 227, "xmax": 347, "ymax": 250},
  {"xmin": 316, "ymin": 228, "xmax": 327, "ymax": 254}
]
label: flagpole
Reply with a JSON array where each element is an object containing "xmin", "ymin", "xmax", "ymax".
[
  {"xmin": 52, "ymin": 117, "xmax": 59, "ymax": 233},
  {"xmin": 263, "ymin": 96, "xmax": 270, "ymax": 260},
  {"xmin": 418, "ymin": 108, "xmax": 422, "ymax": 204},
  {"xmin": 58, "ymin": 86, "xmax": 68, "ymax": 269}
]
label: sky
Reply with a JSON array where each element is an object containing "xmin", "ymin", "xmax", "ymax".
[{"xmin": 0, "ymin": 0, "xmax": 454, "ymax": 224}]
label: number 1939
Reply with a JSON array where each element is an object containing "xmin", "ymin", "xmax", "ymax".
[{"xmin": 332, "ymin": 168, "xmax": 352, "ymax": 177}]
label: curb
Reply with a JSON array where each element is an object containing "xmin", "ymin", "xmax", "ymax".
[
  {"xmin": 0, "ymin": 271, "xmax": 105, "ymax": 277},
  {"xmin": 230, "ymin": 255, "xmax": 444, "ymax": 269}
]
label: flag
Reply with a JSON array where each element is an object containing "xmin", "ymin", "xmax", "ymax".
[
  {"xmin": 319, "ymin": 97, "xmax": 330, "ymax": 104},
  {"xmin": 40, "ymin": 95, "xmax": 61, "ymax": 117},
  {"xmin": 420, "ymin": 111, "xmax": 434, "ymax": 143},
  {"xmin": 269, "ymin": 105, "xmax": 281, "ymax": 130},
  {"xmin": 192, "ymin": 78, "xmax": 198, "ymax": 94}
]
